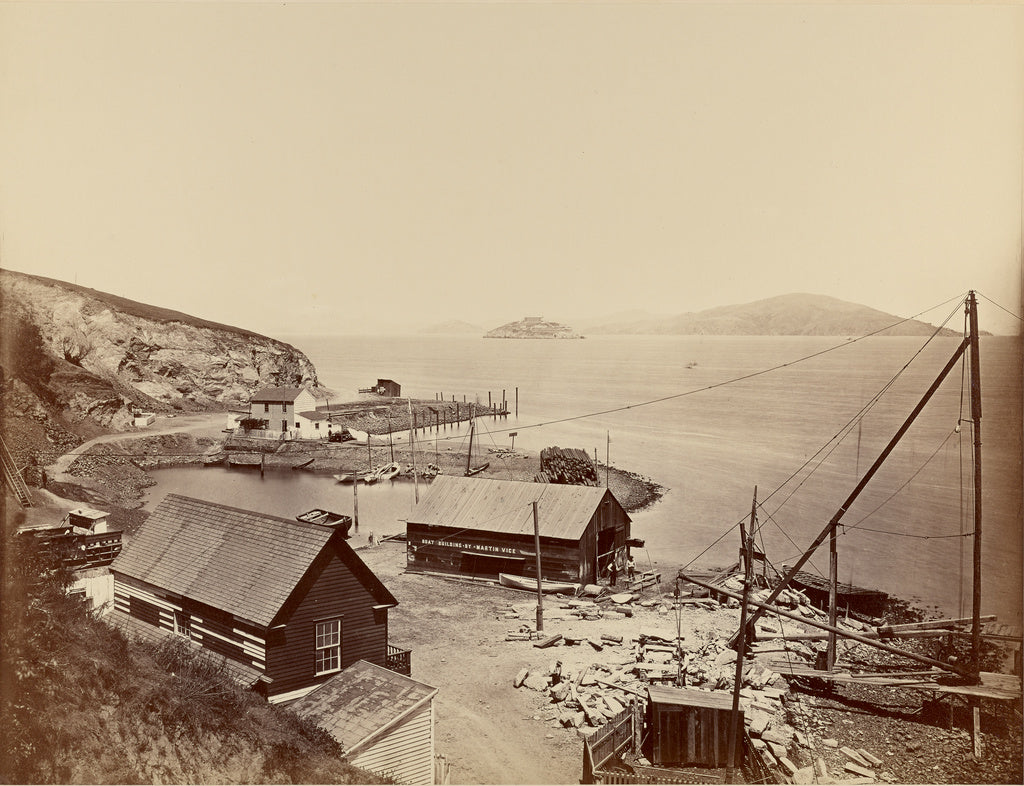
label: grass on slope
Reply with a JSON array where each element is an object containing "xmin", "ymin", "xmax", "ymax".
[{"xmin": 0, "ymin": 535, "xmax": 388, "ymax": 784}]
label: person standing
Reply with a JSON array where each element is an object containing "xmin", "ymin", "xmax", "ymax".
[
  {"xmin": 626, "ymin": 555, "xmax": 636, "ymax": 582},
  {"xmin": 608, "ymin": 560, "xmax": 618, "ymax": 586}
]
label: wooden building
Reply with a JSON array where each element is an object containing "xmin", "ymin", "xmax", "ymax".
[
  {"xmin": 293, "ymin": 659, "xmax": 439, "ymax": 785},
  {"xmin": 360, "ymin": 378, "xmax": 401, "ymax": 397},
  {"xmin": 646, "ymin": 686, "xmax": 741, "ymax": 768},
  {"xmin": 109, "ymin": 494, "xmax": 408, "ymax": 704},
  {"xmin": 405, "ymin": 476, "xmax": 631, "ymax": 584},
  {"xmin": 249, "ymin": 386, "xmax": 317, "ymax": 434}
]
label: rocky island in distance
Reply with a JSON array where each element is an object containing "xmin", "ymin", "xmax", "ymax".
[{"xmin": 484, "ymin": 316, "xmax": 584, "ymax": 339}]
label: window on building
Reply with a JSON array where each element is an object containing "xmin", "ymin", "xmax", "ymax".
[
  {"xmin": 315, "ymin": 619, "xmax": 341, "ymax": 675},
  {"xmin": 282, "ymin": 402, "xmax": 288, "ymax": 413},
  {"xmin": 174, "ymin": 610, "xmax": 192, "ymax": 639},
  {"xmin": 263, "ymin": 403, "xmax": 269, "ymax": 413}
]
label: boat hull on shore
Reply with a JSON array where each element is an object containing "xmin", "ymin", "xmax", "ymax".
[{"xmin": 499, "ymin": 573, "xmax": 579, "ymax": 594}]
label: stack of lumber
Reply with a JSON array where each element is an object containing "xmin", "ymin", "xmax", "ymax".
[{"xmin": 538, "ymin": 446, "xmax": 599, "ymax": 486}]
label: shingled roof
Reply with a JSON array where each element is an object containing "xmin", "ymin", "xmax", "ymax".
[
  {"xmin": 292, "ymin": 660, "xmax": 437, "ymax": 755},
  {"xmin": 251, "ymin": 386, "xmax": 307, "ymax": 403},
  {"xmin": 407, "ymin": 476, "xmax": 629, "ymax": 540},
  {"xmin": 111, "ymin": 494, "xmax": 395, "ymax": 628}
]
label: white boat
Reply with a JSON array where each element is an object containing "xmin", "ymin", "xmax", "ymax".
[
  {"xmin": 499, "ymin": 573, "xmax": 579, "ymax": 594},
  {"xmin": 375, "ymin": 461, "xmax": 402, "ymax": 481}
]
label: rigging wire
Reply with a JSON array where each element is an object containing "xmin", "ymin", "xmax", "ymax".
[
  {"xmin": 975, "ymin": 291, "xmax": 1024, "ymax": 323},
  {"xmin": 760, "ymin": 297, "xmax": 966, "ymax": 516},
  {"xmin": 41, "ymin": 294, "xmax": 971, "ymax": 465},
  {"xmin": 680, "ymin": 297, "xmax": 969, "ymax": 571}
]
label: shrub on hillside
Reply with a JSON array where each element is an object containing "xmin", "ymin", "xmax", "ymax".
[{"xmin": 0, "ymin": 536, "xmax": 387, "ymax": 784}]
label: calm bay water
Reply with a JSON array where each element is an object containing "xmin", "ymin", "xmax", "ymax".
[{"xmin": 148, "ymin": 334, "xmax": 1022, "ymax": 624}]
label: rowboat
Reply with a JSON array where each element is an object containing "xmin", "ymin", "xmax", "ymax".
[
  {"xmin": 375, "ymin": 461, "xmax": 402, "ymax": 481},
  {"xmin": 295, "ymin": 509, "xmax": 353, "ymax": 537},
  {"xmin": 334, "ymin": 473, "xmax": 355, "ymax": 483},
  {"xmin": 499, "ymin": 573, "xmax": 579, "ymax": 594}
]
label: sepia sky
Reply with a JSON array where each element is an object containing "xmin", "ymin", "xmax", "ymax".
[{"xmin": 1, "ymin": 2, "xmax": 1022, "ymax": 336}]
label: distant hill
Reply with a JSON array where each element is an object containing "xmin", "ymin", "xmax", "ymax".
[
  {"xmin": 582, "ymin": 293, "xmax": 963, "ymax": 337},
  {"xmin": 420, "ymin": 319, "xmax": 485, "ymax": 335}
]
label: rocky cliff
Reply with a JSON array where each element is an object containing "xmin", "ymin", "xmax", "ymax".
[{"xmin": 1, "ymin": 269, "xmax": 322, "ymax": 439}]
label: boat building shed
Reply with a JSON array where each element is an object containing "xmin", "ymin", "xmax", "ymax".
[
  {"xmin": 405, "ymin": 476, "xmax": 631, "ymax": 584},
  {"xmin": 109, "ymin": 494, "xmax": 406, "ymax": 704}
]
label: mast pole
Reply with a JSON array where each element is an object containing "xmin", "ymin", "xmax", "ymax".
[
  {"xmin": 466, "ymin": 404, "xmax": 474, "ymax": 475},
  {"xmin": 731, "ymin": 335, "xmax": 971, "ymax": 646},
  {"xmin": 408, "ymin": 398, "xmax": 419, "ymax": 504},
  {"xmin": 828, "ymin": 508, "xmax": 838, "ymax": 669},
  {"xmin": 728, "ymin": 487, "xmax": 756, "ymax": 781},
  {"xmin": 533, "ymin": 501, "xmax": 544, "ymax": 633},
  {"xmin": 968, "ymin": 291, "xmax": 983, "ymax": 674}
]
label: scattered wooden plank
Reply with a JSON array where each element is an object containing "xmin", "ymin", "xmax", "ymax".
[
  {"xmin": 840, "ymin": 747, "xmax": 871, "ymax": 768},
  {"xmin": 534, "ymin": 633, "xmax": 563, "ymax": 649},
  {"xmin": 843, "ymin": 762, "xmax": 875, "ymax": 778}
]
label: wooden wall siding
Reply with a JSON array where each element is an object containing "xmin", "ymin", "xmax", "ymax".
[
  {"xmin": 127, "ymin": 594, "xmax": 161, "ymax": 626},
  {"xmin": 648, "ymin": 704, "xmax": 740, "ymax": 768},
  {"xmin": 114, "ymin": 579, "xmax": 268, "ymax": 671},
  {"xmin": 585, "ymin": 498, "xmax": 632, "ymax": 584},
  {"xmin": 351, "ymin": 702, "xmax": 434, "ymax": 785},
  {"xmin": 266, "ymin": 553, "xmax": 388, "ymax": 698},
  {"xmin": 406, "ymin": 524, "xmax": 583, "ymax": 582}
]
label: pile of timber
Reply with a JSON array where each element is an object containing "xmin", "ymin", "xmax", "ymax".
[{"xmin": 537, "ymin": 447, "xmax": 599, "ymax": 486}]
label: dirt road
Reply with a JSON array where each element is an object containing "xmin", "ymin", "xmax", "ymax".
[
  {"xmin": 44, "ymin": 413, "xmax": 227, "ymax": 481},
  {"xmin": 354, "ymin": 539, "xmax": 738, "ymax": 785}
]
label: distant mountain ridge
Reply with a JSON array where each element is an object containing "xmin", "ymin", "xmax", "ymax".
[
  {"xmin": 580, "ymin": 293, "xmax": 962, "ymax": 337},
  {"xmin": 420, "ymin": 319, "xmax": 485, "ymax": 335}
]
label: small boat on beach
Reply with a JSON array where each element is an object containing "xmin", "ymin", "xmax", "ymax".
[
  {"xmin": 499, "ymin": 573, "xmax": 579, "ymax": 594},
  {"xmin": 291, "ymin": 458, "xmax": 315, "ymax": 470},
  {"xmin": 202, "ymin": 452, "xmax": 226, "ymax": 466},
  {"xmin": 334, "ymin": 473, "xmax": 355, "ymax": 483},
  {"xmin": 375, "ymin": 461, "xmax": 402, "ymax": 481},
  {"xmin": 295, "ymin": 509, "xmax": 352, "ymax": 537}
]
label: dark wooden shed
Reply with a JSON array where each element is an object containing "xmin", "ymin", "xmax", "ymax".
[
  {"xmin": 110, "ymin": 494, "xmax": 408, "ymax": 704},
  {"xmin": 376, "ymin": 379, "xmax": 401, "ymax": 397},
  {"xmin": 646, "ymin": 686, "xmax": 741, "ymax": 768},
  {"xmin": 405, "ymin": 476, "xmax": 631, "ymax": 584}
]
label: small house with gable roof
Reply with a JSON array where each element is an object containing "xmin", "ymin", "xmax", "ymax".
[
  {"xmin": 293, "ymin": 660, "xmax": 440, "ymax": 784},
  {"xmin": 109, "ymin": 494, "xmax": 408, "ymax": 704},
  {"xmin": 249, "ymin": 386, "xmax": 317, "ymax": 434}
]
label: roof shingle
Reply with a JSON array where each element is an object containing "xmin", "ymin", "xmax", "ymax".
[
  {"xmin": 291, "ymin": 660, "xmax": 437, "ymax": 754},
  {"xmin": 251, "ymin": 386, "xmax": 307, "ymax": 403},
  {"xmin": 407, "ymin": 476, "xmax": 629, "ymax": 540},
  {"xmin": 111, "ymin": 494, "xmax": 338, "ymax": 627}
]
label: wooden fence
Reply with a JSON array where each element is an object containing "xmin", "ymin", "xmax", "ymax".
[
  {"xmin": 582, "ymin": 706, "xmax": 636, "ymax": 784},
  {"xmin": 582, "ymin": 702, "xmax": 767, "ymax": 785}
]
